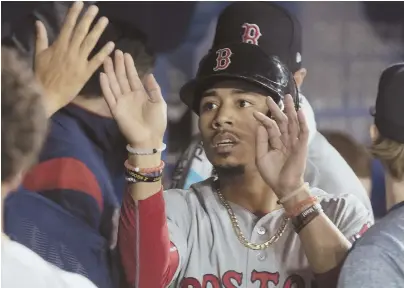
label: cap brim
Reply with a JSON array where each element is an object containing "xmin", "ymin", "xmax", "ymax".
[{"xmin": 180, "ymin": 73, "xmax": 280, "ymax": 115}]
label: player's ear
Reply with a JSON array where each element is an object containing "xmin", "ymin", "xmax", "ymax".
[{"xmin": 294, "ymin": 68, "xmax": 307, "ymax": 89}]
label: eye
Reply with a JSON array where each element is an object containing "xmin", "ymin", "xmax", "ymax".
[
  {"xmin": 238, "ymin": 100, "xmax": 252, "ymax": 108},
  {"xmin": 201, "ymin": 102, "xmax": 218, "ymax": 112}
]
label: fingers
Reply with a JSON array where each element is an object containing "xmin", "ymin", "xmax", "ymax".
[
  {"xmin": 124, "ymin": 53, "xmax": 144, "ymax": 92},
  {"xmin": 297, "ymin": 109, "xmax": 309, "ymax": 146},
  {"xmin": 100, "ymin": 72, "xmax": 116, "ymax": 108},
  {"xmin": 35, "ymin": 21, "xmax": 48, "ymax": 55},
  {"xmin": 144, "ymin": 74, "xmax": 163, "ymax": 103},
  {"xmin": 80, "ymin": 16, "xmax": 109, "ymax": 56},
  {"xmin": 266, "ymin": 97, "xmax": 288, "ymax": 135},
  {"xmin": 256, "ymin": 126, "xmax": 269, "ymax": 159},
  {"xmin": 70, "ymin": 5, "xmax": 99, "ymax": 49},
  {"xmin": 253, "ymin": 111, "xmax": 284, "ymax": 150},
  {"xmin": 57, "ymin": 1, "xmax": 84, "ymax": 46},
  {"xmin": 87, "ymin": 41, "xmax": 115, "ymax": 74},
  {"xmin": 103, "ymin": 57, "xmax": 122, "ymax": 97},
  {"xmin": 114, "ymin": 50, "xmax": 132, "ymax": 94},
  {"xmin": 284, "ymin": 94, "xmax": 299, "ymax": 145},
  {"xmin": 289, "ymin": 109, "xmax": 309, "ymax": 167}
]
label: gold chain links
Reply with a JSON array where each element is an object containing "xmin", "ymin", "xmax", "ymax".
[{"xmin": 216, "ymin": 186, "xmax": 289, "ymax": 250}]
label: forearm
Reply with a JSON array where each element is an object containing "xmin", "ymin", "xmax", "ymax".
[
  {"xmin": 119, "ymin": 186, "xmax": 179, "ymax": 287},
  {"xmin": 119, "ymin": 145, "xmax": 179, "ymax": 287},
  {"xmin": 283, "ymin": 189, "xmax": 351, "ymax": 274}
]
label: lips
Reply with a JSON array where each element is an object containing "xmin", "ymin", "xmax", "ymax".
[{"xmin": 212, "ymin": 132, "xmax": 239, "ymax": 148}]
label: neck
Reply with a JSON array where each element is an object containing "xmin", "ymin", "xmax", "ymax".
[
  {"xmin": 217, "ymin": 167, "xmax": 280, "ymax": 214},
  {"xmin": 72, "ymin": 96, "xmax": 113, "ymax": 118},
  {"xmin": 385, "ymin": 173, "xmax": 404, "ymax": 210}
]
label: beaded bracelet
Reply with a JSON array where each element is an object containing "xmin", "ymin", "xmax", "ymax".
[
  {"xmin": 124, "ymin": 159, "xmax": 165, "ymax": 173},
  {"xmin": 126, "ymin": 143, "xmax": 167, "ymax": 155}
]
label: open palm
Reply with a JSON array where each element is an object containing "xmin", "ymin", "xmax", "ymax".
[
  {"xmin": 253, "ymin": 95, "xmax": 309, "ymax": 198},
  {"xmin": 34, "ymin": 2, "xmax": 115, "ymax": 116},
  {"xmin": 100, "ymin": 50, "xmax": 167, "ymax": 147}
]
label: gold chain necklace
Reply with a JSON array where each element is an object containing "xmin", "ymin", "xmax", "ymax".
[{"xmin": 216, "ymin": 186, "xmax": 289, "ymax": 250}]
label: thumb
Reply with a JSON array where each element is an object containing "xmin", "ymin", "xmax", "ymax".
[
  {"xmin": 256, "ymin": 125, "xmax": 269, "ymax": 159},
  {"xmin": 144, "ymin": 74, "xmax": 163, "ymax": 103},
  {"xmin": 35, "ymin": 21, "xmax": 49, "ymax": 56}
]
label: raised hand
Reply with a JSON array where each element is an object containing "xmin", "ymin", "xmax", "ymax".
[
  {"xmin": 253, "ymin": 95, "xmax": 309, "ymax": 198},
  {"xmin": 100, "ymin": 50, "xmax": 167, "ymax": 148},
  {"xmin": 34, "ymin": 1, "xmax": 115, "ymax": 117}
]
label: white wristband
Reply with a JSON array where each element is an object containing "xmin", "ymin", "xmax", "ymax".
[{"xmin": 126, "ymin": 143, "xmax": 167, "ymax": 155}]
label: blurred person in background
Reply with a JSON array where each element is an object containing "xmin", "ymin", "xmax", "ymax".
[
  {"xmin": 171, "ymin": 2, "xmax": 374, "ymax": 221},
  {"xmin": 2, "ymin": 2, "xmax": 138, "ymax": 287},
  {"xmin": 1, "ymin": 2, "xmax": 114, "ymax": 286},
  {"xmin": 321, "ymin": 130, "xmax": 388, "ymax": 219},
  {"xmin": 338, "ymin": 63, "xmax": 404, "ymax": 287},
  {"xmin": 1, "ymin": 47, "xmax": 96, "ymax": 288},
  {"xmin": 321, "ymin": 130, "xmax": 373, "ymax": 196}
]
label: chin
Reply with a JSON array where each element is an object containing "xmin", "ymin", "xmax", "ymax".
[
  {"xmin": 213, "ymin": 160, "xmax": 246, "ymax": 177},
  {"xmin": 209, "ymin": 152, "xmax": 245, "ymax": 168}
]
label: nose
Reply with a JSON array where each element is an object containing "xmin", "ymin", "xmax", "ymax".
[{"xmin": 212, "ymin": 106, "xmax": 233, "ymax": 130}]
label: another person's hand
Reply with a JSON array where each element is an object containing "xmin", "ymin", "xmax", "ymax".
[
  {"xmin": 34, "ymin": 1, "xmax": 115, "ymax": 117},
  {"xmin": 100, "ymin": 50, "xmax": 167, "ymax": 148},
  {"xmin": 254, "ymin": 94, "xmax": 309, "ymax": 198}
]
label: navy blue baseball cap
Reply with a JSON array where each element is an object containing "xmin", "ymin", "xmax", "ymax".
[
  {"xmin": 371, "ymin": 63, "xmax": 404, "ymax": 143},
  {"xmin": 212, "ymin": 2, "xmax": 302, "ymax": 73}
]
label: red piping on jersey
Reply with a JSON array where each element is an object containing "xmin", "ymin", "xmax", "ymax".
[
  {"xmin": 119, "ymin": 187, "xmax": 179, "ymax": 287},
  {"xmin": 23, "ymin": 157, "xmax": 104, "ymax": 211}
]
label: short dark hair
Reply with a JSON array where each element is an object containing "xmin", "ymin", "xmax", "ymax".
[
  {"xmin": 321, "ymin": 130, "xmax": 372, "ymax": 178},
  {"xmin": 79, "ymin": 18, "xmax": 156, "ymax": 98},
  {"xmin": 1, "ymin": 47, "xmax": 48, "ymax": 182}
]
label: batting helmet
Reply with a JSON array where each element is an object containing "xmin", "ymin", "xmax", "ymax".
[
  {"xmin": 212, "ymin": 2, "xmax": 303, "ymax": 74},
  {"xmin": 180, "ymin": 42, "xmax": 299, "ymax": 115}
]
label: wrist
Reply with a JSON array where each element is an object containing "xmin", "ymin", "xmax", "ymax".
[
  {"xmin": 43, "ymin": 97, "xmax": 59, "ymax": 118},
  {"xmin": 128, "ymin": 153, "xmax": 162, "ymax": 169},
  {"xmin": 128, "ymin": 138, "xmax": 164, "ymax": 150},
  {"xmin": 281, "ymin": 186, "xmax": 313, "ymax": 212},
  {"xmin": 126, "ymin": 140, "xmax": 164, "ymax": 169}
]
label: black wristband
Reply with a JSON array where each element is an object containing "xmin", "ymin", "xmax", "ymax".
[
  {"xmin": 292, "ymin": 203, "xmax": 323, "ymax": 234},
  {"xmin": 125, "ymin": 169, "xmax": 162, "ymax": 183}
]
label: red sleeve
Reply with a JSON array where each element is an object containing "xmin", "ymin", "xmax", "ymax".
[
  {"xmin": 119, "ymin": 187, "xmax": 180, "ymax": 288},
  {"xmin": 22, "ymin": 157, "xmax": 103, "ymax": 211}
]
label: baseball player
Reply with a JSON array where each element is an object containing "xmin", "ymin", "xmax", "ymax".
[
  {"xmin": 338, "ymin": 64, "xmax": 404, "ymax": 287},
  {"xmin": 2, "ymin": 2, "xmax": 114, "ymax": 286},
  {"xmin": 4, "ymin": 2, "xmax": 154, "ymax": 287},
  {"xmin": 170, "ymin": 2, "xmax": 374, "ymax": 220},
  {"xmin": 101, "ymin": 41, "xmax": 372, "ymax": 287}
]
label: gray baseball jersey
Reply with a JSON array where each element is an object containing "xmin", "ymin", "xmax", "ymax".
[
  {"xmin": 170, "ymin": 95, "xmax": 374, "ymax": 221},
  {"xmin": 165, "ymin": 178, "xmax": 372, "ymax": 288}
]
